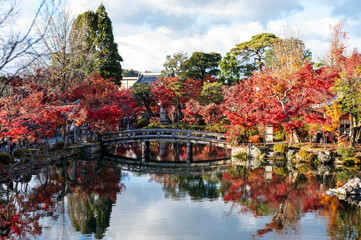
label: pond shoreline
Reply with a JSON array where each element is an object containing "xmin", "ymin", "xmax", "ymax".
[{"xmin": 1, "ymin": 139, "xmax": 360, "ymax": 181}]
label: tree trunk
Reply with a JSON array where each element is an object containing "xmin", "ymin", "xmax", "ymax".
[
  {"xmin": 280, "ymin": 101, "xmax": 291, "ymax": 122},
  {"xmin": 176, "ymin": 96, "xmax": 181, "ymax": 124},
  {"xmin": 143, "ymin": 101, "xmax": 153, "ymax": 120},
  {"xmin": 350, "ymin": 116, "xmax": 356, "ymax": 148}
]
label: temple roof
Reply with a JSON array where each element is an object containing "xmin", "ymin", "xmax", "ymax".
[{"xmin": 135, "ymin": 72, "xmax": 161, "ymax": 85}]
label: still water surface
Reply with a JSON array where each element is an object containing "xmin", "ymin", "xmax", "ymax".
[
  {"xmin": 1, "ymin": 158, "xmax": 361, "ymax": 239},
  {"xmin": 113, "ymin": 141, "xmax": 231, "ymax": 162}
]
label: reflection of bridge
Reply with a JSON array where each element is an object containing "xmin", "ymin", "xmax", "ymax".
[
  {"xmin": 100, "ymin": 129, "xmax": 233, "ymax": 164},
  {"xmin": 100, "ymin": 158, "xmax": 230, "ymax": 175}
]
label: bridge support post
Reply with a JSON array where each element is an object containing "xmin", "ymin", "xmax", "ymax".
[
  {"xmin": 141, "ymin": 140, "xmax": 149, "ymax": 162},
  {"xmin": 74, "ymin": 128, "xmax": 78, "ymax": 143},
  {"xmin": 159, "ymin": 142, "xmax": 165, "ymax": 157},
  {"xmin": 72, "ymin": 160, "xmax": 78, "ymax": 182},
  {"xmin": 186, "ymin": 141, "xmax": 193, "ymax": 164}
]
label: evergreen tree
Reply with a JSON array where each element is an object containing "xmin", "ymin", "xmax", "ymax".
[
  {"xmin": 71, "ymin": 4, "xmax": 123, "ymax": 85},
  {"xmin": 181, "ymin": 52, "xmax": 221, "ymax": 81},
  {"xmin": 96, "ymin": 4, "xmax": 123, "ymax": 84}
]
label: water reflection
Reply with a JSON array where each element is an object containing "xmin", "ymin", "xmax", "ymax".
[
  {"xmin": 0, "ymin": 159, "xmax": 124, "ymax": 239},
  {"xmin": 149, "ymin": 173, "xmax": 221, "ymax": 200},
  {"xmin": 220, "ymin": 163, "xmax": 361, "ymax": 239},
  {"xmin": 2, "ymin": 158, "xmax": 361, "ymax": 239},
  {"xmin": 67, "ymin": 160, "xmax": 124, "ymax": 239},
  {"xmin": 114, "ymin": 141, "xmax": 230, "ymax": 162}
]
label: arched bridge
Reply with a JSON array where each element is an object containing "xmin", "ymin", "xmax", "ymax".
[
  {"xmin": 100, "ymin": 129, "xmax": 233, "ymax": 164},
  {"xmin": 100, "ymin": 129, "xmax": 231, "ymax": 148}
]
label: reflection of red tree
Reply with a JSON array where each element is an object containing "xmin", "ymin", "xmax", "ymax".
[
  {"xmin": 193, "ymin": 145, "xmax": 229, "ymax": 161},
  {"xmin": 0, "ymin": 173, "xmax": 64, "ymax": 238},
  {"xmin": 221, "ymin": 168, "xmax": 331, "ymax": 237},
  {"xmin": 70, "ymin": 161, "xmax": 124, "ymax": 202},
  {"xmin": 115, "ymin": 143, "xmax": 141, "ymax": 158},
  {"xmin": 114, "ymin": 142, "xmax": 230, "ymax": 162}
]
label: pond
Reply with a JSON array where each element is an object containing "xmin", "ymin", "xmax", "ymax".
[
  {"xmin": 1, "ymin": 158, "xmax": 361, "ymax": 239},
  {"xmin": 113, "ymin": 141, "xmax": 231, "ymax": 162}
]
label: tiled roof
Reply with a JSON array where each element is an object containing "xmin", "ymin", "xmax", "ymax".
[{"xmin": 135, "ymin": 73, "xmax": 160, "ymax": 85}]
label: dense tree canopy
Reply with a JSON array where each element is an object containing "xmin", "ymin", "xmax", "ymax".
[
  {"xmin": 123, "ymin": 69, "xmax": 139, "ymax": 77},
  {"xmin": 181, "ymin": 52, "xmax": 221, "ymax": 81},
  {"xmin": 218, "ymin": 52, "xmax": 241, "ymax": 85},
  {"xmin": 160, "ymin": 52, "xmax": 188, "ymax": 78},
  {"xmin": 71, "ymin": 4, "xmax": 123, "ymax": 85},
  {"xmin": 231, "ymin": 33, "xmax": 278, "ymax": 76},
  {"xmin": 1, "ymin": 18, "xmax": 361, "ymax": 148}
]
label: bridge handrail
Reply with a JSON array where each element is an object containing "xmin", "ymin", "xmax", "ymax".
[{"xmin": 100, "ymin": 129, "xmax": 227, "ymax": 142}]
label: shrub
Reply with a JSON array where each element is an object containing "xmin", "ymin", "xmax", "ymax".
[
  {"xmin": 0, "ymin": 154, "xmax": 12, "ymax": 165},
  {"xmin": 273, "ymin": 143, "xmax": 288, "ymax": 154},
  {"xmin": 205, "ymin": 123, "xmax": 227, "ymax": 133},
  {"xmin": 136, "ymin": 119, "xmax": 149, "ymax": 128},
  {"xmin": 337, "ymin": 146, "xmax": 353, "ymax": 159},
  {"xmin": 13, "ymin": 149, "xmax": 24, "ymax": 158},
  {"xmin": 54, "ymin": 141, "xmax": 65, "ymax": 151},
  {"xmin": 296, "ymin": 149, "xmax": 316, "ymax": 163},
  {"xmin": 249, "ymin": 135, "xmax": 263, "ymax": 143},
  {"xmin": 274, "ymin": 130, "xmax": 285, "ymax": 142},
  {"xmin": 146, "ymin": 122, "xmax": 158, "ymax": 129}
]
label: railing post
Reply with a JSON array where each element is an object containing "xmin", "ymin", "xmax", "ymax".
[
  {"xmin": 186, "ymin": 141, "xmax": 193, "ymax": 164},
  {"xmin": 141, "ymin": 140, "xmax": 149, "ymax": 163}
]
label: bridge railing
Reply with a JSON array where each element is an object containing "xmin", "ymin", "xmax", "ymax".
[{"xmin": 100, "ymin": 129, "xmax": 227, "ymax": 142}]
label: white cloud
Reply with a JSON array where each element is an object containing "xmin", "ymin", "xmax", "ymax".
[
  {"xmin": 117, "ymin": 22, "xmax": 264, "ymax": 72},
  {"xmin": 13, "ymin": 0, "xmax": 361, "ymax": 73}
]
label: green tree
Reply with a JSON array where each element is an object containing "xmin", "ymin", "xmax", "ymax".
[
  {"xmin": 123, "ymin": 69, "xmax": 139, "ymax": 77},
  {"xmin": 160, "ymin": 52, "xmax": 188, "ymax": 78},
  {"xmin": 218, "ymin": 52, "xmax": 241, "ymax": 85},
  {"xmin": 230, "ymin": 33, "xmax": 278, "ymax": 77},
  {"xmin": 96, "ymin": 4, "xmax": 123, "ymax": 84},
  {"xmin": 169, "ymin": 80, "xmax": 187, "ymax": 123},
  {"xmin": 332, "ymin": 59, "xmax": 361, "ymax": 147},
  {"xmin": 200, "ymin": 82, "xmax": 224, "ymax": 105},
  {"xmin": 181, "ymin": 52, "xmax": 221, "ymax": 81},
  {"xmin": 70, "ymin": 10, "xmax": 98, "ymax": 78},
  {"xmin": 71, "ymin": 4, "xmax": 123, "ymax": 85},
  {"xmin": 132, "ymin": 83, "xmax": 154, "ymax": 120}
]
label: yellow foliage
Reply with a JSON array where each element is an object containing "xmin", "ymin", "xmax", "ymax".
[
  {"xmin": 249, "ymin": 135, "xmax": 263, "ymax": 143},
  {"xmin": 320, "ymin": 195, "xmax": 341, "ymax": 229},
  {"xmin": 323, "ymin": 100, "xmax": 343, "ymax": 145}
]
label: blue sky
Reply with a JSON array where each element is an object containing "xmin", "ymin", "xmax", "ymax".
[{"xmin": 17, "ymin": 0, "xmax": 361, "ymax": 73}]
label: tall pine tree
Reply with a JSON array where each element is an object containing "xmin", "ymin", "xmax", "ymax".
[{"xmin": 71, "ymin": 4, "xmax": 123, "ymax": 85}]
